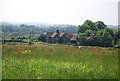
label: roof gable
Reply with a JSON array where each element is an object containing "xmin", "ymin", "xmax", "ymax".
[
  {"xmin": 60, "ymin": 32, "xmax": 65, "ymax": 37},
  {"xmin": 46, "ymin": 31, "xmax": 74, "ymax": 39},
  {"xmin": 60, "ymin": 31, "xmax": 73, "ymax": 39},
  {"xmin": 51, "ymin": 32, "xmax": 59, "ymax": 38}
]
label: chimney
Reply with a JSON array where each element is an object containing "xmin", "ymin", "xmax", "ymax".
[{"xmin": 56, "ymin": 30, "xmax": 59, "ymax": 33}]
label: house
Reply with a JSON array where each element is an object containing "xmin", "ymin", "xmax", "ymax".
[{"xmin": 46, "ymin": 30, "xmax": 77, "ymax": 44}]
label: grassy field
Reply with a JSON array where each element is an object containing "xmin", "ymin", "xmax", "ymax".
[{"xmin": 2, "ymin": 45, "xmax": 119, "ymax": 79}]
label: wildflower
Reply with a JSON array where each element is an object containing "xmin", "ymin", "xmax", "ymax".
[
  {"xmin": 25, "ymin": 50, "xmax": 28, "ymax": 53},
  {"xmin": 21, "ymin": 50, "xmax": 32, "ymax": 54},
  {"xmin": 22, "ymin": 51, "xmax": 25, "ymax": 54},
  {"xmin": 28, "ymin": 50, "xmax": 31, "ymax": 53}
]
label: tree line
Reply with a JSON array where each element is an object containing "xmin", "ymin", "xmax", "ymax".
[{"xmin": 0, "ymin": 22, "xmax": 77, "ymax": 39}]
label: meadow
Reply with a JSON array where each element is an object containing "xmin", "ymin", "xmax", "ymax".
[{"xmin": 2, "ymin": 45, "xmax": 118, "ymax": 79}]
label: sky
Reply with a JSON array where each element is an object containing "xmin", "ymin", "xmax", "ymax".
[{"xmin": 0, "ymin": 0, "xmax": 119, "ymax": 25}]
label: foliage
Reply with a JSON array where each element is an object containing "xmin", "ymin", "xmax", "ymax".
[
  {"xmin": 84, "ymin": 20, "xmax": 98, "ymax": 31},
  {"xmin": 113, "ymin": 31, "xmax": 120, "ymax": 45},
  {"xmin": 95, "ymin": 21, "xmax": 107, "ymax": 30},
  {"xmin": 77, "ymin": 20, "xmax": 119, "ymax": 47},
  {"xmin": 38, "ymin": 34, "xmax": 46, "ymax": 42},
  {"xmin": 78, "ymin": 24, "xmax": 90, "ymax": 33}
]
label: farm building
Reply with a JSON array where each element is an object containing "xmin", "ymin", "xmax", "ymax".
[{"xmin": 46, "ymin": 30, "xmax": 77, "ymax": 44}]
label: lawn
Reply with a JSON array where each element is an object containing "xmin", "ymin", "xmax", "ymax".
[{"xmin": 2, "ymin": 45, "xmax": 118, "ymax": 79}]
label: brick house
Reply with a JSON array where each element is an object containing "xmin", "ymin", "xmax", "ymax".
[{"xmin": 46, "ymin": 30, "xmax": 77, "ymax": 44}]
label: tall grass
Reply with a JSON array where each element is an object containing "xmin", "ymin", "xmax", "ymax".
[{"xmin": 2, "ymin": 45, "xmax": 118, "ymax": 79}]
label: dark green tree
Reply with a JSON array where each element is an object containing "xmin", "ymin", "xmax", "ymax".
[
  {"xmin": 38, "ymin": 34, "xmax": 46, "ymax": 42},
  {"xmin": 96, "ymin": 30, "xmax": 113, "ymax": 47},
  {"xmin": 113, "ymin": 31, "xmax": 120, "ymax": 45},
  {"xmin": 77, "ymin": 20, "xmax": 114, "ymax": 47},
  {"xmin": 78, "ymin": 24, "xmax": 90, "ymax": 33},
  {"xmin": 84, "ymin": 20, "xmax": 98, "ymax": 31},
  {"xmin": 95, "ymin": 21, "xmax": 107, "ymax": 29}
]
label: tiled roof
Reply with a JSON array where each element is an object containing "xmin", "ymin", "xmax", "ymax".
[
  {"xmin": 46, "ymin": 31, "xmax": 74, "ymax": 39},
  {"xmin": 70, "ymin": 36, "xmax": 77, "ymax": 40},
  {"xmin": 64, "ymin": 31, "xmax": 73, "ymax": 37},
  {"xmin": 46, "ymin": 32, "xmax": 53, "ymax": 37},
  {"xmin": 51, "ymin": 32, "xmax": 58, "ymax": 37},
  {"xmin": 60, "ymin": 32, "xmax": 65, "ymax": 37}
]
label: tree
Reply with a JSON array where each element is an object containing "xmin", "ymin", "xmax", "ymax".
[
  {"xmin": 78, "ymin": 24, "xmax": 90, "ymax": 33},
  {"xmin": 77, "ymin": 20, "xmax": 114, "ymax": 47},
  {"xmin": 105, "ymin": 27, "xmax": 114, "ymax": 36},
  {"xmin": 113, "ymin": 31, "xmax": 120, "ymax": 45},
  {"xmin": 77, "ymin": 33, "xmax": 86, "ymax": 45},
  {"xmin": 96, "ymin": 30, "xmax": 113, "ymax": 47},
  {"xmin": 78, "ymin": 20, "xmax": 98, "ymax": 34},
  {"xmin": 84, "ymin": 30, "xmax": 93, "ymax": 36},
  {"xmin": 84, "ymin": 20, "xmax": 98, "ymax": 31},
  {"xmin": 95, "ymin": 21, "xmax": 107, "ymax": 29},
  {"xmin": 38, "ymin": 34, "xmax": 46, "ymax": 42}
]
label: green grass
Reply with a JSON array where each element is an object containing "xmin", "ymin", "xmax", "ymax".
[
  {"xmin": 34, "ymin": 41, "xmax": 75, "ymax": 46},
  {"xmin": 2, "ymin": 45, "xmax": 118, "ymax": 79}
]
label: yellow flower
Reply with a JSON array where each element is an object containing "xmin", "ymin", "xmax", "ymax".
[
  {"xmin": 25, "ymin": 50, "xmax": 28, "ymax": 53},
  {"xmin": 28, "ymin": 50, "xmax": 31, "ymax": 53},
  {"xmin": 21, "ymin": 50, "xmax": 32, "ymax": 54},
  {"xmin": 22, "ymin": 51, "xmax": 25, "ymax": 54}
]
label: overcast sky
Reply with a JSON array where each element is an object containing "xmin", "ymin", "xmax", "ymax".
[{"xmin": 0, "ymin": 0, "xmax": 119, "ymax": 25}]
